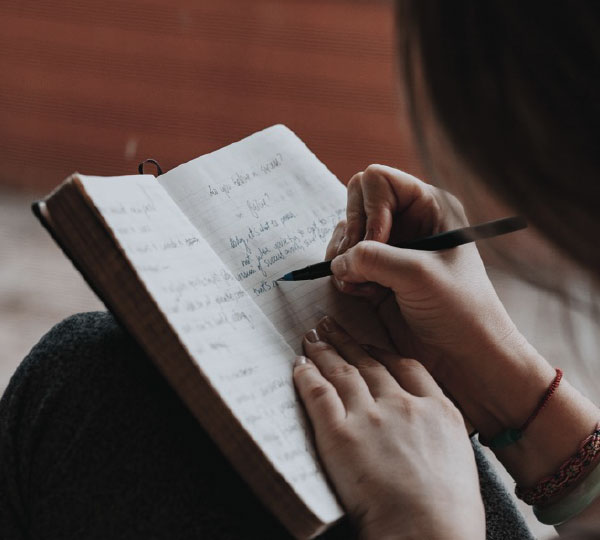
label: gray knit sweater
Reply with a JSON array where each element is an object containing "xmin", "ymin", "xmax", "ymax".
[{"xmin": 0, "ymin": 312, "xmax": 533, "ymax": 539}]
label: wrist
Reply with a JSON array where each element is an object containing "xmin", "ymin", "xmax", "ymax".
[
  {"xmin": 434, "ymin": 326, "xmax": 600, "ymax": 487},
  {"xmin": 433, "ymin": 325, "xmax": 555, "ymax": 439}
]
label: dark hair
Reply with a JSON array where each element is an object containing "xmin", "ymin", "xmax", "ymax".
[{"xmin": 395, "ymin": 1, "xmax": 600, "ymax": 279}]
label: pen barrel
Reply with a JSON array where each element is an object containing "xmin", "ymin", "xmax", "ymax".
[
  {"xmin": 397, "ymin": 216, "xmax": 527, "ymax": 251},
  {"xmin": 282, "ymin": 216, "xmax": 526, "ymax": 281},
  {"xmin": 397, "ymin": 230, "xmax": 472, "ymax": 251},
  {"xmin": 291, "ymin": 260, "xmax": 332, "ymax": 280}
]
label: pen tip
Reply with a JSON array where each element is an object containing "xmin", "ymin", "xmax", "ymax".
[{"xmin": 278, "ymin": 272, "xmax": 294, "ymax": 281}]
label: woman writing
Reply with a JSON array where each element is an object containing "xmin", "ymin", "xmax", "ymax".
[
  {"xmin": 1, "ymin": 1, "xmax": 598, "ymax": 539},
  {"xmin": 293, "ymin": 2, "xmax": 600, "ymax": 538}
]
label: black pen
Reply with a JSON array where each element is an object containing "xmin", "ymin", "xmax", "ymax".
[{"xmin": 277, "ymin": 216, "xmax": 527, "ymax": 282}]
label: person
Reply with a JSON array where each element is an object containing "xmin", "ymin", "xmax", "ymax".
[
  {"xmin": 290, "ymin": 2, "xmax": 600, "ymax": 538},
  {"xmin": 1, "ymin": 2, "xmax": 598, "ymax": 539}
]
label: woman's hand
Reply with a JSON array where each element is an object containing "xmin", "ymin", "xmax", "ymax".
[
  {"xmin": 327, "ymin": 165, "xmax": 580, "ymax": 484},
  {"xmin": 294, "ymin": 316, "xmax": 485, "ymax": 540},
  {"xmin": 325, "ymin": 166, "xmax": 540, "ymax": 424}
]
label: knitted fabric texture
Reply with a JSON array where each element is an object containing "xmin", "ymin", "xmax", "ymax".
[{"xmin": 0, "ymin": 312, "xmax": 534, "ymax": 540}]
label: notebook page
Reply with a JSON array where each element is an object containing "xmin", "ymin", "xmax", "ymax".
[
  {"xmin": 159, "ymin": 125, "xmax": 390, "ymax": 351},
  {"xmin": 79, "ymin": 175, "xmax": 342, "ymax": 524}
]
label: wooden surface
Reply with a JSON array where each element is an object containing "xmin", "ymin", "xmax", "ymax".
[{"xmin": 0, "ymin": 0, "xmax": 422, "ymax": 191}]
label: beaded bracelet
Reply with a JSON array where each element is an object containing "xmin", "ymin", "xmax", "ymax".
[
  {"xmin": 534, "ymin": 452, "xmax": 600, "ymax": 525},
  {"xmin": 480, "ymin": 368, "xmax": 563, "ymax": 449},
  {"xmin": 516, "ymin": 423, "xmax": 600, "ymax": 507}
]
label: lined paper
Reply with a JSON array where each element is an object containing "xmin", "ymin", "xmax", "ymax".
[
  {"xmin": 80, "ymin": 173, "xmax": 343, "ymax": 525},
  {"xmin": 160, "ymin": 125, "xmax": 390, "ymax": 351}
]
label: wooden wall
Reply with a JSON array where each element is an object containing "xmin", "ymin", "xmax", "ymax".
[{"xmin": 0, "ymin": 0, "xmax": 422, "ymax": 191}]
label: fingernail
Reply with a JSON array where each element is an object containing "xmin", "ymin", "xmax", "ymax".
[
  {"xmin": 337, "ymin": 236, "xmax": 350, "ymax": 254},
  {"xmin": 321, "ymin": 316, "xmax": 336, "ymax": 333},
  {"xmin": 305, "ymin": 329, "xmax": 320, "ymax": 343},
  {"xmin": 334, "ymin": 277, "xmax": 345, "ymax": 290},
  {"xmin": 331, "ymin": 255, "xmax": 347, "ymax": 277},
  {"xmin": 294, "ymin": 355, "xmax": 308, "ymax": 367}
]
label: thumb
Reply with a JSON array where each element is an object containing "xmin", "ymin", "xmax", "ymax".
[{"xmin": 330, "ymin": 240, "xmax": 431, "ymax": 290}]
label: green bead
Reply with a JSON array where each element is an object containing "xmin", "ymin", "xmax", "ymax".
[{"xmin": 489, "ymin": 428, "xmax": 523, "ymax": 449}]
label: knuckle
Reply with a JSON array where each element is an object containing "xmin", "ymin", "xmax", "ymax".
[
  {"xmin": 334, "ymin": 219, "xmax": 347, "ymax": 233},
  {"xmin": 347, "ymin": 172, "xmax": 363, "ymax": 190},
  {"xmin": 363, "ymin": 163, "xmax": 385, "ymax": 178},
  {"xmin": 446, "ymin": 192, "xmax": 465, "ymax": 213},
  {"xmin": 355, "ymin": 359, "xmax": 385, "ymax": 372},
  {"xmin": 394, "ymin": 395, "xmax": 418, "ymax": 417},
  {"xmin": 438, "ymin": 397, "xmax": 463, "ymax": 422},
  {"xmin": 293, "ymin": 364, "xmax": 313, "ymax": 378},
  {"xmin": 345, "ymin": 208, "xmax": 364, "ymax": 225},
  {"xmin": 328, "ymin": 424, "xmax": 358, "ymax": 446},
  {"xmin": 396, "ymin": 357, "xmax": 423, "ymax": 371},
  {"xmin": 394, "ymin": 357, "xmax": 428, "ymax": 378},
  {"xmin": 365, "ymin": 217, "xmax": 386, "ymax": 238},
  {"xmin": 353, "ymin": 241, "xmax": 379, "ymax": 270},
  {"xmin": 437, "ymin": 187, "xmax": 464, "ymax": 212},
  {"xmin": 326, "ymin": 363, "xmax": 358, "ymax": 379},
  {"xmin": 365, "ymin": 408, "xmax": 385, "ymax": 428},
  {"xmin": 428, "ymin": 187, "xmax": 443, "ymax": 215},
  {"xmin": 431, "ymin": 187, "xmax": 468, "ymax": 225},
  {"xmin": 309, "ymin": 340, "xmax": 336, "ymax": 355},
  {"xmin": 345, "ymin": 217, "xmax": 364, "ymax": 242},
  {"xmin": 307, "ymin": 383, "xmax": 332, "ymax": 401},
  {"xmin": 426, "ymin": 183, "xmax": 441, "ymax": 201}
]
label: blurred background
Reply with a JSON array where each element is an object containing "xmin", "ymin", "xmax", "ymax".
[
  {"xmin": 1, "ymin": 2, "xmax": 598, "ymax": 537},
  {"xmin": 1, "ymin": 0, "xmax": 420, "ymax": 388}
]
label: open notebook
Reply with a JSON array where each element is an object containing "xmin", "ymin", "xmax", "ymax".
[{"xmin": 34, "ymin": 125, "xmax": 390, "ymax": 538}]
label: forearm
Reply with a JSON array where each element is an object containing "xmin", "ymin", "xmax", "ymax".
[{"xmin": 436, "ymin": 326, "xmax": 600, "ymax": 487}]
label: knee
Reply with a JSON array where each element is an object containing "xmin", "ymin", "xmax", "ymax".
[
  {"xmin": 1, "ymin": 311, "xmax": 162, "ymax": 450},
  {"xmin": 23, "ymin": 311, "xmax": 139, "ymax": 374},
  {"xmin": 4, "ymin": 311, "xmax": 148, "ymax": 410},
  {"xmin": 33, "ymin": 311, "xmax": 131, "ymax": 360}
]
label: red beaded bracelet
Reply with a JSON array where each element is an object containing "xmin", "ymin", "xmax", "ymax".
[{"xmin": 480, "ymin": 368, "xmax": 563, "ymax": 449}]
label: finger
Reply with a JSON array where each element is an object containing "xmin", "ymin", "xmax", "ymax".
[
  {"xmin": 364, "ymin": 164, "xmax": 432, "ymax": 215},
  {"xmin": 339, "ymin": 172, "xmax": 365, "ymax": 254},
  {"xmin": 293, "ymin": 356, "xmax": 346, "ymax": 426},
  {"xmin": 331, "ymin": 240, "xmax": 434, "ymax": 290},
  {"xmin": 361, "ymin": 165, "xmax": 457, "ymax": 245},
  {"xmin": 325, "ymin": 221, "xmax": 350, "ymax": 293},
  {"xmin": 316, "ymin": 316, "xmax": 402, "ymax": 399},
  {"xmin": 361, "ymin": 165, "xmax": 397, "ymax": 243},
  {"xmin": 325, "ymin": 220, "xmax": 346, "ymax": 261},
  {"xmin": 365, "ymin": 346, "xmax": 444, "ymax": 398},
  {"xmin": 303, "ymin": 329, "xmax": 374, "ymax": 409}
]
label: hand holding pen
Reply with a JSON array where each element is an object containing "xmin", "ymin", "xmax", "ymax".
[
  {"xmin": 289, "ymin": 167, "xmax": 532, "ymax": 540},
  {"xmin": 278, "ymin": 216, "xmax": 526, "ymax": 281},
  {"xmin": 281, "ymin": 165, "xmax": 531, "ymax": 379}
]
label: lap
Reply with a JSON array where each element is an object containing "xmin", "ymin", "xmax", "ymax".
[{"xmin": 0, "ymin": 312, "xmax": 531, "ymax": 540}]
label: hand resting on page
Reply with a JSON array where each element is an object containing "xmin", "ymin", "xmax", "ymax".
[{"xmin": 293, "ymin": 316, "xmax": 485, "ymax": 540}]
